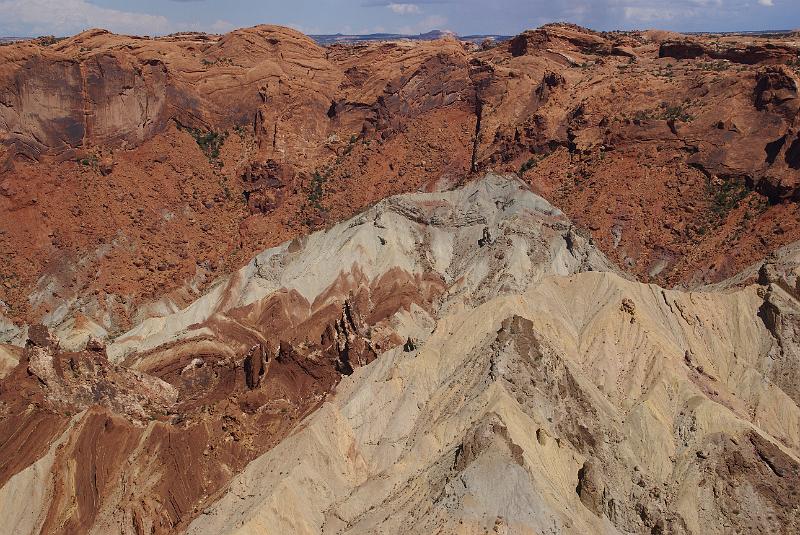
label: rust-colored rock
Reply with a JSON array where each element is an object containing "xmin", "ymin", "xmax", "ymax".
[
  {"xmin": 2, "ymin": 26, "xmax": 800, "ymax": 533},
  {"xmin": 660, "ymin": 38, "xmax": 799, "ymax": 65},
  {"xmin": 26, "ymin": 323, "xmax": 59, "ymax": 350},
  {"xmin": 2, "ymin": 24, "xmax": 800, "ymax": 335}
]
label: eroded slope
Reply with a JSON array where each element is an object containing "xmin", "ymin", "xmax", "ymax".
[
  {"xmin": 2, "ymin": 24, "xmax": 800, "ymax": 341},
  {"xmin": 188, "ymin": 255, "xmax": 800, "ymax": 535},
  {"xmin": 0, "ymin": 174, "xmax": 619, "ymax": 534}
]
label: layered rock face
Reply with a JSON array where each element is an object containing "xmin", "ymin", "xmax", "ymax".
[
  {"xmin": 1, "ymin": 174, "xmax": 798, "ymax": 534},
  {"xmin": 1, "ymin": 22, "xmax": 800, "ymax": 535},
  {"xmin": 2, "ymin": 23, "xmax": 800, "ymax": 342},
  {"xmin": 191, "ymin": 287, "xmax": 800, "ymax": 534},
  {"xmin": 187, "ymin": 180, "xmax": 800, "ymax": 535},
  {"xmin": 0, "ymin": 174, "xmax": 610, "ymax": 533}
]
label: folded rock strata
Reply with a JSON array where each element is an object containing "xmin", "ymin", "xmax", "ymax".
[{"xmin": 0, "ymin": 173, "xmax": 798, "ymax": 534}]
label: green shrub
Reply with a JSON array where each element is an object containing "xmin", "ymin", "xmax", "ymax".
[
  {"xmin": 698, "ymin": 60, "xmax": 729, "ymax": 72},
  {"xmin": 309, "ymin": 171, "xmax": 327, "ymax": 207},
  {"xmin": 519, "ymin": 157, "xmax": 538, "ymax": 175},
  {"xmin": 178, "ymin": 124, "xmax": 228, "ymax": 162},
  {"xmin": 709, "ymin": 179, "xmax": 748, "ymax": 218},
  {"xmin": 658, "ymin": 103, "xmax": 693, "ymax": 122}
]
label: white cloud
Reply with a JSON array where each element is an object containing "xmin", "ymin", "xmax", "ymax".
[
  {"xmin": 387, "ymin": 3, "xmax": 421, "ymax": 15},
  {"xmin": 758, "ymin": 0, "xmax": 774, "ymax": 5},
  {"xmin": 0, "ymin": 0, "xmax": 172, "ymax": 36}
]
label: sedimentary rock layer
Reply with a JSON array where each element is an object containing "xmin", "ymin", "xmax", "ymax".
[{"xmin": 2, "ymin": 24, "xmax": 800, "ymax": 340}]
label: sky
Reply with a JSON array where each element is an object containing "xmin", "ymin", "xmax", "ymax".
[{"xmin": 1, "ymin": 0, "xmax": 799, "ymax": 38}]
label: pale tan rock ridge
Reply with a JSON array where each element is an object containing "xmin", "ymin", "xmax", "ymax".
[{"xmin": 1, "ymin": 173, "xmax": 799, "ymax": 534}]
